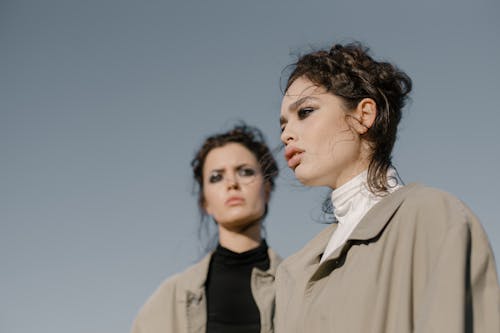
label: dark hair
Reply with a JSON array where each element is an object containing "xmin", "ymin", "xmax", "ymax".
[
  {"xmin": 190, "ymin": 123, "xmax": 279, "ymax": 249},
  {"xmin": 284, "ymin": 42, "xmax": 412, "ymax": 194}
]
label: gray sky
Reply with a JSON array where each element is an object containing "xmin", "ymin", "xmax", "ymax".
[{"xmin": 2, "ymin": 0, "xmax": 499, "ymax": 332}]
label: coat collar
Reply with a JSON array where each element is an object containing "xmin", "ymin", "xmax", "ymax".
[
  {"xmin": 281, "ymin": 223, "xmax": 337, "ymax": 277},
  {"xmin": 180, "ymin": 253, "xmax": 212, "ymax": 295},
  {"xmin": 349, "ymin": 182, "xmax": 420, "ymax": 241},
  {"xmin": 176, "ymin": 247, "xmax": 281, "ymax": 333},
  {"xmin": 323, "ymin": 183, "xmax": 421, "ymax": 262},
  {"xmin": 282, "ymin": 183, "xmax": 421, "ymax": 276},
  {"xmin": 178, "ymin": 246, "xmax": 282, "ymax": 295},
  {"xmin": 264, "ymin": 247, "xmax": 282, "ymax": 275}
]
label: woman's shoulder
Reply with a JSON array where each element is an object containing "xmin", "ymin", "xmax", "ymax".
[
  {"xmin": 403, "ymin": 182, "xmax": 463, "ymax": 203},
  {"xmin": 394, "ymin": 183, "xmax": 498, "ymax": 278},
  {"xmin": 391, "ymin": 183, "xmax": 490, "ymax": 243},
  {"xmin": 137, "ymin": 253, "xmax": 212, "ymax": 312},
  {"xmin": 399, "ymin": 183, "xmax": 475, "ymax": 221},
  {"xmin": 131, "ymin": 254, "xmax": 212, "ymax": 333},
  {"xmin": 156, "ymin": 253, "xmax": 212, "ymax": 295}
]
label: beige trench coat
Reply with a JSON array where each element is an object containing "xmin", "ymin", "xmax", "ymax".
[
  {"xmin": 132, "ymin": 248, "xmax": 281, "ymax": 333},
  {"xmin": 275, "ymin": 183, "xmax": 500, "ymax": 333}
]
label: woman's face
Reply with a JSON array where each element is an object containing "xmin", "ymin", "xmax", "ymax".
[
  {"xmin": 202, "ymin": 142, "xmax": 269, "ymax": 230},
  {"xmin": 280, "ymin": 76, "xmax": 366, "ymax": 189}
]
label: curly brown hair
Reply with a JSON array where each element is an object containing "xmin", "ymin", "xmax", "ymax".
[
  {"xmin": 191, "ymin": 122, "xmax": 279, "ymax": 221},
  {"xmin": 284, "ymin": 42, "xmax": 412, "ymax": 194}
]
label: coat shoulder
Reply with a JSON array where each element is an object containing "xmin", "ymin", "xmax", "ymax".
[
  {"xmin": 404, "ymin": 183, "xmax": 464, "ymax": 209},
  {"xmin": 393, "ymin": 183, "xmax": 495, "ymax": 255},
  {"xmin": 399, "ymin": 183, "xmax": 475, "ymax": 229},
  {"xmin": 131, "ymin": 255, "xmax": 211, "ymax": 332}
]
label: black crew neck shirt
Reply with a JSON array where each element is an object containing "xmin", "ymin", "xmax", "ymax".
[{"xmin": 205, "ymin": 240, "xmax": 270, "ymax": 333}]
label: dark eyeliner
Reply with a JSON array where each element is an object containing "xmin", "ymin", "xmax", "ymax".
[
  {"xmin": 297, "ymin": 107, "xmax": 315, "ymax": 119},
  {"xmin": 209, "ymin": 172, "xmax": 223, "ymax": 183}
]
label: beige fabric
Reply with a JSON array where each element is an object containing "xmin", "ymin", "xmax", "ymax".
[
  {"xmin": 131, "ymin": 248, "xmax": 281, "ymax": 333},
  {"xmin": 275, "ymin": 183, "xmax": 500, "ymax": 333}
]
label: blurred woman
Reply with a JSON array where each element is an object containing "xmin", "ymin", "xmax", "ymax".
[
  {"xmin": 275, "ymin": 42, "xmax": 500, "ymax": 332},
  {"xmin": 132, "ymin": 123, "xmax": 281, "ymax": 333}
]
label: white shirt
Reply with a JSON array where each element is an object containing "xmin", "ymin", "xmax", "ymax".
[{"xmin": 320, "ymin": 169, "xmax": 401, "ymax": 263}]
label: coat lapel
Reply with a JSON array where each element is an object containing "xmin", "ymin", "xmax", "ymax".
[
  {"xmin": 177, "ymin": 253, "xmax": 211, "ymax": 333},
  {"xmin": 311, "ymin": 183, "xmax": 420, "ymax": 281}
]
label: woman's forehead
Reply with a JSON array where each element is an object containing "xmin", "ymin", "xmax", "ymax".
[
  {"xmin": 284, "ymin": 78, "xmax": 327, "ymax": 103},
  {"xmin": 203, "ymin": 143, "xmax": 258, "ymax": 170}
]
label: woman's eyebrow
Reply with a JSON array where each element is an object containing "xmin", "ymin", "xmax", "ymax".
[
  {"xmin": 235, "ymin": 163, "xmax": 255, "ymax": 169},
  {"xmin": 288, "ymin": 96, "xmax": 318, "ymax": 110},
  {"xmin": 210, "ymin": 164, "xmax": 253, "ymax": 173},
  {"xmin": 288, "ymin": 96, "xmax": 319, "ymax": 111},
  {"xmin": 281, "ymin": 96, "xmax": 320, "ymax": 127}
]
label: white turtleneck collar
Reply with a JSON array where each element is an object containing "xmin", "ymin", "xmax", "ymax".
[{"xmin": 320, "ymin": 168, "xmax": 401, "ymax": 263}]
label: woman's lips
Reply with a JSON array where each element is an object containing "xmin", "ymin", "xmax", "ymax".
[
  {"xmin": 287, "ymin": 151, "xmax": 303, "ymax": 169},
  {"xmin": 225, "ymin": 197, "xmax": 245, "ymax": 206},
  {"xmin": 285, "ymin": 146, "xmax": 304, "ymax": 169}
]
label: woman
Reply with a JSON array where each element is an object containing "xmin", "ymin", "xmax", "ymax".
[
  {"xmin": 132, "ymin": 124, "xmax": 281, "ymax": 333},
  {"xmin": 275, "ymin": 42, "xmax": 500, "ymax": 332}
]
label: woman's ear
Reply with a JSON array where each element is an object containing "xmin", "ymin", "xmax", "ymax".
[{"xmin": 349, "ymin": 98, "xmax": 377, "ymax": 134}]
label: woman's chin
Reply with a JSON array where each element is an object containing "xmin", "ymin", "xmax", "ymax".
[
  {"xmin": 294, "ymin": 166, "xmax": 313, "ymax": 185},
  {"xmin": 295, "ymin": 174, "xmax": 317, "ymax": 187},
  {"xmin": 295, "ymin": 168, "xmax": 328, "ymax": 187},
  {"xmin": 218, "ymin": 214, "xmax": 263, "ymax": 231}
]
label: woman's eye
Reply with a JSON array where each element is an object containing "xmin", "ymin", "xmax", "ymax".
[
  {"xmin": 209, "ymin": 173, "xmax": 223, "ymax": 183},
  {"xmin": 238, "ymin": 168, "xmax": 256, "ymax": 177},
  {"xmin": 298, "ymin": 107, "xmax": 315, "ymax": 119}
]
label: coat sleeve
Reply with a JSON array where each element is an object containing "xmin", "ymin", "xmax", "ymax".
[{"xmin": 414, "ymin": 199, "xmax": 500, "ymax": 333}]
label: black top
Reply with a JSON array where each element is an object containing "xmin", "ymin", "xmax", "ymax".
[{"xmin": 205, "ymin": 240, "xmax": 270, "ymax": 333}]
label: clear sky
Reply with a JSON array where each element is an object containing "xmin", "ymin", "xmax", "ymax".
[{"xmin": 2, "ymin": 0, "xmax": 499, "ymax": 332}]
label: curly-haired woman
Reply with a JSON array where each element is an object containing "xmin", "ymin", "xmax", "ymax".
[
  {"xmin": 276, "ymin": 42, "xmax": 500, "ymax": 333},
  {"xmin": 132, "ymin": 123, "xmax": 281, "ymax": 333}
]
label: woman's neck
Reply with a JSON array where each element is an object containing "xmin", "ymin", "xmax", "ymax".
[
  {"xmin": 334, "ymin": 163, "xmax": 369, "ymax": 190},
  {"xmin": 333, "ymin": 144, "xmax": 372, "ymax": 189},
  {"xmin": 218, "ymin": 221, "xmax": 262, "ymax": 253}
]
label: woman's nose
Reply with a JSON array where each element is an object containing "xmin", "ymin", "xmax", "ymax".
[
  {"xmin": 280, "ymin": 125, "xmax": 295, "ymax": 145},
  {"xmin": 226, "ymin": 174, "xmax": 240, "ymax": 189}
]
